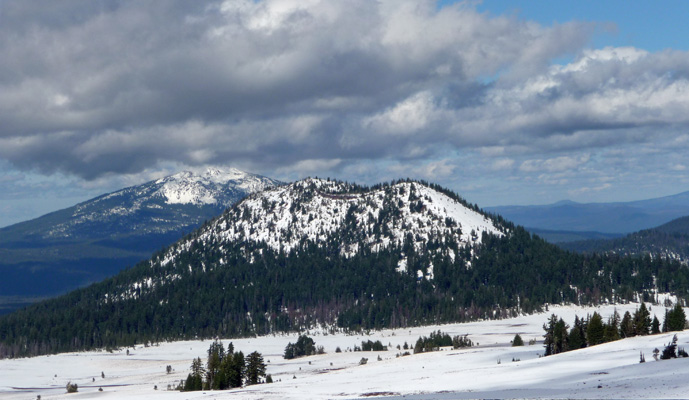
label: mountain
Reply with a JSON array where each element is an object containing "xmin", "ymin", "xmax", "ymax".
[
  {"xmin": 0, "ymin": 167, "xmax": 279, "ymax": 314},
  {"xmin": 560, "ymin": 215, "xmax": 689, "ymax": 263},
  {"xmin": 486, "ymin": 190, "xmax": 689, "ymax": 236},
  {"xmin": 3, "ymin": 178, "xmax": 687, "ymax": 358},
  {"xmin": 527, "ymin": 228, "xmax": 623, "ymax": 244}
]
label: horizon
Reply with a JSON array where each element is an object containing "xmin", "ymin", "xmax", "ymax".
[
  {"xmin": 1, "ymin": 1, "xmax": 689, "ymax": 227},
  {"xmin": 2, "ymin": 166, "xmax": 688, "ymax": 230}
]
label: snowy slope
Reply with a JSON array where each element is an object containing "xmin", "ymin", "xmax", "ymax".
[
  {"xmin": 0, "ymin": 167, "xmax": 280, "ymax": 308},
  {"xmin": 159, "ymin": 179, "xmax": 504, "ymax": 269},
  {"xmin": 46, "ymin": 167, "xmax": 281, "ymax": 239},
  {"xmin": 2, "ymin": 302, "xmax": 687, "ymax": 399}
]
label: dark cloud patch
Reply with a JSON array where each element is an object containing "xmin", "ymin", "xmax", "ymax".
[{"xmin": 0, "ymin": 0, "xmax": 688, "ymax": 183}]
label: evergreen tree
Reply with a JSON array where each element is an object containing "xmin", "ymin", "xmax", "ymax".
[
  {"xmin": 633, "ymin": 302, "xmax": 651, "ymax": 336},
  {"xmin": 660, "ymin": 334, "xmax": 678, "ymax": 359},
  {"xmin": 666, "ymin": 303, "xmax": 687, "ymax": 331},
  {"xmin": 183, "ymin": 357, "xmax": 204, "ymax": 391},
  {"xmin": 512, "ymin": 334, "xmax": 524, "ymax": 346},
  {"xmin": 543, "ymin": 314, "xmax": 558, "ymax": 356},
  {"xmin": 587, "ymin": 312, "xmax": 604, "ymax": 346},
  {"xmin": 662, "ymin": 309, "xmax": 670, "ymax": 333},
  {"xmin": 206, "ymin": 340, "xmax": 225, "ymax": 390},
  {"xmin": 619, "ymin": 311, "xmax": 634, "ymax": 338},
  {"xmin": 603, "ymin": 310, "xmax": 620, "ymax": 342},
  {"xmin": 228, "ymin": 351, "xmax": 245, "ymax": 388},
  {"xmin": 568, "ymin": 315, "xmax": 586, "ymax": 350},
  {"xmin": 651, "ymin": 315, "xmax": 661, "ymax": 334},
  {"xmin": 245, "ymin": 351, "xmax": 267, "ymax": 385},
  {"xmin": 553, "ymin": 318, "xmax": 569, "ymax": 354}
]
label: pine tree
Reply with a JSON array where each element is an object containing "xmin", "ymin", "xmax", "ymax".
[
  {"xmin": 667, "ymin": 303, "xmax": 687, "ymax": 331},
  {"xmin": 553, "ymin": 318, "xmax": 569, "ymax": 354},
  {"xmin": 662, "ymin": 309, "xmax": 670, "ymax": 332},
  {"xmin": 633, "ymin": 302, "xmax": 651, "ymax": 336},
  {"xmin": 228, "ymin": 351, "xmax": 244, "ymax": 388},
  {"xmin": 543, "ymin": 314, "xmax": 558, "ymax": 356},
  {"xmin": 245, "ymin": 351, "xmax": 267, "ymax": 385},
  {"xmin": 603, "ymin": 310, "xmax": 620, "ymax": 342},
  {"xmin": 206, "ymin": 340, "xmax": 225, "ymax": 390},
  {"xmin": 512, "ymin": 334, "xmax": 524, "ymax": 347},
  {"xmin": 183, "ymin": 357, "xmax": 204, "ymax": 391},
  {"xmin": 587, "ymin": 312, "xmax": 604, "ymax": 346},
  {"xmin": 568, "ymin": 315, "xmax": 586, "ymax": 350},
  {"xmin": 660, "ymin": 335, "xmax": 678, "ymax": 359},
  {"xmin": 620, "ymin": 311, "xmax": 634, "ymax": 338},
  {"xmin": 651, "ymin": 315, "xmax": 661, "ymax": 334}
]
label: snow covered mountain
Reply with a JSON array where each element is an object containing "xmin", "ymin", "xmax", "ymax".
[
  {"xmin": 0, "ymin": 167, "xmax": 280, "ymax": 313},
  {"xmin": 4, "ymin": 177, "xmax": 689, "ymax": 357},
  {"xmin": 34, "ymin": 167, "xmax": 280, "ymax": 240},
  {"xmin": 158, "ymin": 178, "xmax": 505, "ymax": 270}
]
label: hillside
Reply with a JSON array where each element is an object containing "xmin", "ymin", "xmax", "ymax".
[
  {"xmin": 486, "ymin": 191, "xmax": 689, "ymax": 236},
  {"xmin": 1, "ymin": 178, "xmax": 688, "ymax": 358},
  {"xmin": 0, "ymin": 168, "xmax": 279, "ymax": 314},
  {"xmin": 560, "ymin": 215, "xmax": 689, "ymax": 263}
]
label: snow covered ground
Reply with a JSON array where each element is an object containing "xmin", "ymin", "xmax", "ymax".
[{"xmin": 1, "ymin": 302, "xmax": 687, "ymax": 399}]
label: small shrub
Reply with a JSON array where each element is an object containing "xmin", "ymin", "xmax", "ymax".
[
  {"xmin": 66, "ymin": 382, "xmax": 78, "ymax": 393},
  {"xmin": 512, "ymin": 334, "xmax": 524, "ymax": 346},
  {"xmin": 359, "ymin": 357, "xmax": 368, "ymax": 365}
]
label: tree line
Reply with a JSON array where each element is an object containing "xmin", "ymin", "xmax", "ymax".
[{"xmin": 543, "ymin": 302, "xmax": 686, "ymax": 356}]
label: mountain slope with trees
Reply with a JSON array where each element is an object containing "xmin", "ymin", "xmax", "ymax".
[
  {"xmin": 1, "ymin": 179, "xmax": 688, "ymax": 358},
  {"xmin": 560, "ymin": 215, "xmax": 689, "ymax": 263},
  {"xmin": 0, "ymin": 168, "xmax": 279, "ymax": 314}
]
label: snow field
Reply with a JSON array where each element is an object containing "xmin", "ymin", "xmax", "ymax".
[{"xmin": 1, "ymin": 302, "xmax": 687, "ymax": 399}]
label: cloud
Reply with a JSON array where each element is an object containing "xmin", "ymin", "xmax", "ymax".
[
  {"xmin": 568, "ymin": 183, "xmax": 612, "ymax": 196},
  {"xmin": 491, "ymin": 158, "xmax": 515, "ymax": 171},
  {"xmin": 0, "ymin": 0, "xmax": 596, "ymax": 179},
  {"xmin": 519, "ymin": 155, "xmax": 590, "ymax": 173},
  {"xmin": 0, "ymin": 0, "xmax": 688, "ymax": 194}
]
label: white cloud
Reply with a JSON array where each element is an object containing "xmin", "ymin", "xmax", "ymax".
[
  {"xmin": 491, "ymin": 158, "xmax": 515, "ymax": 171},
  {"xmin": 520, "ymin": 155, "xmax": 590, "ymax": 173}
]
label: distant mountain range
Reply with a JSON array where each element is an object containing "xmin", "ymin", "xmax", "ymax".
[
  {"xmin": 0, "ymin": 168, "xmax": 279, "ymax": 314},
  {"xmin": 560, "ymin": 215, "xmax": 689, "ymax": 263},
  {"xmin": 486, "ymin": 191, "xmax": 689, "ymax": 241}
]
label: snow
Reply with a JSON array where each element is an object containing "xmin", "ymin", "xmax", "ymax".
[
  {"xmin": 174, "ymin": 179, "xmax": 502, "ymax": 264},
  {"xmin": 160, "ymin": 167, "xmax": 275, "ymax": 206},
  {"xmin": 2, "ymin": 302, "xmax": 687, "ymax": 399}
]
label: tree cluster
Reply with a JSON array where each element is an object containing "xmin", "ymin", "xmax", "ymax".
[
  {"xmin": 413, "ymin": 330, "xmax": 472, "ymax": 353},
  {"xmin": 360, "ymin": 340, "xmax": 387, "ymax": 351},
  {"xmin": 544, "ymin": 302, "xmax": 686, "ymax": 356},
  {"xmin": 283, "ymin": 335, "xmax": 319, "ymax": 359},
  {"xmin": 183, "ymin": 340, "xmax": 266, "ymax": 391}
]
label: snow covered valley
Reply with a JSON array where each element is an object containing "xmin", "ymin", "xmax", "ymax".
[{"xmin": 1, "ymin": 302, "xmax": 687, "ymax": 399}]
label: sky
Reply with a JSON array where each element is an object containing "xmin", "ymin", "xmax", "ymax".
[{"xmin": 1, "ymin": 0, "xmax": 689, "ymax": 228}]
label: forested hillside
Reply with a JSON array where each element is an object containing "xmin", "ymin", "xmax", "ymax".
[
  {"xmin": 561, "ymin": 215, "xmax": 689, "ymax": 263},
  {"xmin": 1, "ymin": 179, "xmax": 687, "ymax": 358}
]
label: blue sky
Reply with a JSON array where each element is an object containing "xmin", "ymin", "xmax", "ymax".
[
  {"xmin": 1, "ymin": 0, "xmax": 689, "ymax": 228},
  {"xmin": 474, "ymin": 0, "xmax": 689, "ymax": 52}
]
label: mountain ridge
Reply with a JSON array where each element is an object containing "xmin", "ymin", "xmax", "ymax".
[
  {"xmin": 560, "ymin": 214, "xmax": 689, "ymax": 263},
  {"xmin": 0, "ymin": 167, "xmax": 280, "ymax": 314},
  {"xmin": 486, "ymin": 190, "xmax": 689, "ymax": 236}
]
